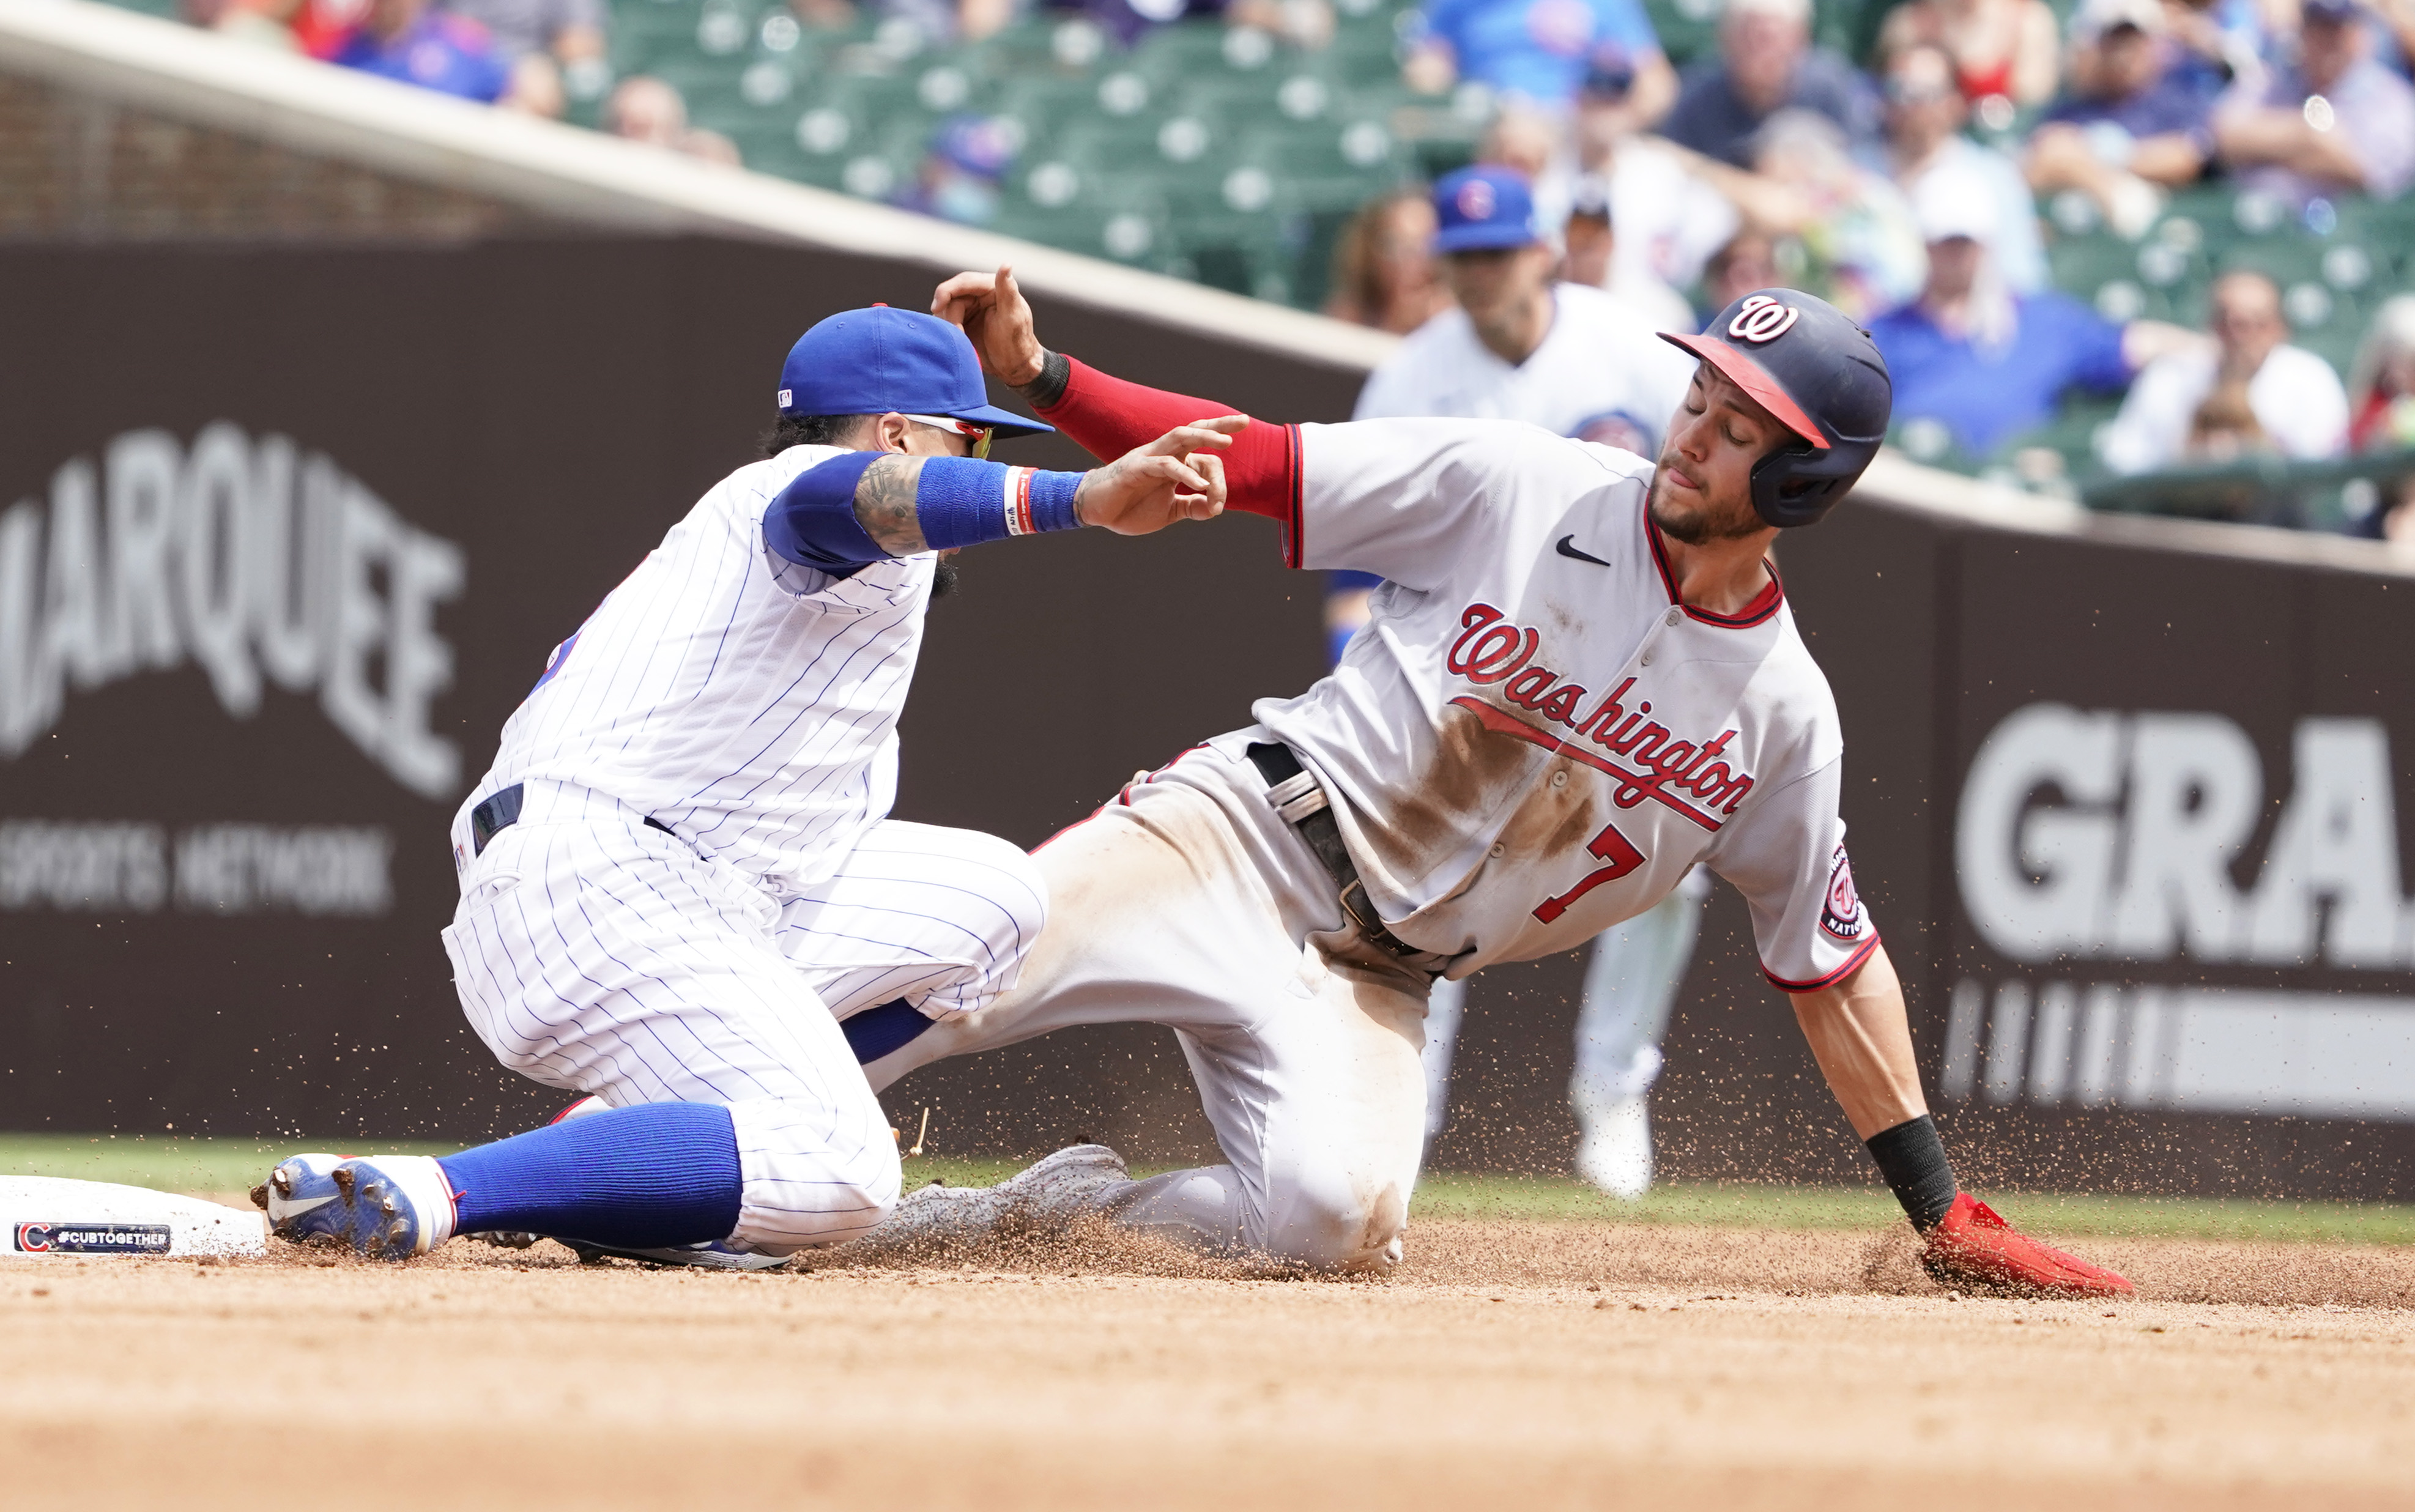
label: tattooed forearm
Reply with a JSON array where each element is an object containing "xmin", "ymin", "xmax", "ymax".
[{"xmin": 855, "ymin": 454, "xmax": 929, "ymax": 556}]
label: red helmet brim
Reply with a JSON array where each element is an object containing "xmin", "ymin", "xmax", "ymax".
[{"xmin": 1660, "ymin": 332, "xmax": 1833, "ymax": 451}]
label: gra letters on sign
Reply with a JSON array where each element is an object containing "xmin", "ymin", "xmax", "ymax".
[{"xmin": 1957, "ymin": 702, "xmax": 2411, "ymax": 968}]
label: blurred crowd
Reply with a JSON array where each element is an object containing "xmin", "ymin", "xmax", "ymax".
[
  {"xmin": 1318, "ymin": 0, "xmax": 2415, "ymax": 538},
  {"xmin": 167, "ymin": 0, "xmax": 2415, "ymax": 535}
]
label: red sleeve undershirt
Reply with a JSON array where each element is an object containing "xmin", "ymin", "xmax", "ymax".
[{"xmin": 1032, "ymin": 355, "xmax": 1305, "ymax": 568}]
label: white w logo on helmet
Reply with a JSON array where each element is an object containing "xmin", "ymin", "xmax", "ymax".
[{"xmin": 1727, "ymin": 294, "xmax": 1800, "ymax": 344}]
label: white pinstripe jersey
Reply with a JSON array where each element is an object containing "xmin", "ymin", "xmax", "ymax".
[
  {"xmin": 1239, "ymin": 418, "xmax": 1875, "ymax": 991},
  {"xmin": 455, "ymin": 445, "xmax": 933, "ymax": 897}
]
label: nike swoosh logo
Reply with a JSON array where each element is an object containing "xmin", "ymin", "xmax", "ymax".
[
  {"xmin": 272, "ymin": 1193, "xmax": 338, "ymax": 1218},
  {"xmin": 1556, "ymin": 535, "xmax": 1611, "ymax": 566}
]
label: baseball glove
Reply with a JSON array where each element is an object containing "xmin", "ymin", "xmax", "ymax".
[{"xmin": 1918, "ymin": 1193, "xmax": 2135, "ymax": 1299}]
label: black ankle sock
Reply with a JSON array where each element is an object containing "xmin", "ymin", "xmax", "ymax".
[{"xmin": 1864, "ymin": 1114, "xmax": 1957, "ymax": 1232}]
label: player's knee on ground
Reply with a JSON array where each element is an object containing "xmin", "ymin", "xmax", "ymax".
[
  {"xmin": 1260, "ymin": 1165, "xmax": 1411, "ymax": 1272},
  {"xmin": 724, "ymin": 1089, "xmax": 903, "ymax": 1254}
]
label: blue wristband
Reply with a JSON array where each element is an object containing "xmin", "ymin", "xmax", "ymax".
[
  {"xmin": 763, "ymin": 453, "xmax": 1088, "ymax": 573},
  {"xmin": 919, "ymin": 457, "xmax": 1085, "ymax": 547},
  {"xmin": 1028, "ymin": 469, "xmax": 1081, "ymax": 533}
]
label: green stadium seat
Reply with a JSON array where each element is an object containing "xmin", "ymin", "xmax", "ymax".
[
  {"xmin": 991, "ymin": 201, "xmax": 1175, "ymax": 269},
  {"xmin": 1992, "ymin": 395, "xmax": 2123, "ymax": 487},
  {"xmin": 1235, "ymin": 120, "xmax": 1404, "ymax": 209},
  {"xmin": 996, "ymin": 72, "xmax": 1119, "ymax": 143}
]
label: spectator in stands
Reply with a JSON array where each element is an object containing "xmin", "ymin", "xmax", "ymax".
[
  {"xmin": 442, "ymin": 0, "xmax": 607, "ymax": 117},
  {"xmin": 2162, "ymin": 0, "xmax": 2271, "ymax": 100},
  {"xmin": 1697, "ymin": 228, "xmax": 1780, "ymax": 319},
  {"xmin": 1325, "ymin": 187, "xmax": 1453, "ymax": 334},
  {"xmin": 1674, "ymin": 111, "xmax": 1927, "ymax": 320},
  {"xmin": 1048, "ymin": 0, "xmax": 1334, "ymax": 51},
  {"xmin": 1885, "ymin": 40, "xmax": 2047, "ymax": 291},
  {"xmin": 894, "ymin": 114, "xmax": 1017, "ymax": 226},
  {"xmin": 196, "ymin": 0, "xmax": 352, "ymax": 54},
  {"xmin": 1353, "ymin": 166, "xmax": 1696, "ymax": 426},
  {"xmin": 2348, "ymin": 294, "xmax": 2415, "ymax": 452},
  {"xmin": 1874, "ymin": 0, "xmax": 2060, "ymax": 113},
  {"xmin": 603, "ymin": 75, "xmax": 741, "ymax": 164},
  {"xmin": 2216, "ymin": 0, "xmax": 2415, "ymax": 207},
  {"xmin": 1478, "ymin": 103, "xmax": 1578, "ymax": 228},
  {"xmin": 2181, "ymin": 378, "xmax": 2275, "ymax": 463},
  {"xmin": 1870, "ymin": 172, "xmax": 2197, "ymax": 457},
  {"xmin": 206, "ymin": 0, "xmax": 297, "ymax": 49},
  {"xmin": 2023, "ymin": 0, "xmax": 2213, "ymax": 240},
  {"xmin": 2098, "ymin": 270, "xmax": 2350, "ymax": 473},
  {"xmin": 797, "ymin": 0, "xmax": 1020, "ymax": 45},
  {"xmin": 2372, "ymin": 0, "xmax": 2415, "ymax": 82},
  {"xmin": 1570, "ymin": 66, "xmax": 1738, "ymax": 313},
  {"xmin": 1551, "ymin": 176, "xmax": 1695, "ymax": 330},
  {"xmin": 1401, "ymin": 0, "xmax": 1675, "ymax": 120},
  {"xmin": 332, "ymin": 0, "xmax": 513, "ymax": 103},
  {"xmin": 1660, "ymin": 0, "xmax": 1882, "ymax": 169},
  {"xmin": 1563, "ymin": 177, "xmax": 1614, "ymax": 286}
]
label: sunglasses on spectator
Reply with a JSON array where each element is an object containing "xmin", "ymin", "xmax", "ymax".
[{"xmin": 902, "ymin": 414, "xmax": 996, "ymax": 459}]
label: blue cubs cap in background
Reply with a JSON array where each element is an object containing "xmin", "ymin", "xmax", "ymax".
[
  {"xmin": 1431, "ymin": 166, "xmax": 1540, "ymax": 254},
  {"xmin": 777, "ymin": 305, "xmax": 1054, "ymax": 437},
  {"xmin": 1660, "ymin": 288, "xmax": 1892, "ymax": 529}
]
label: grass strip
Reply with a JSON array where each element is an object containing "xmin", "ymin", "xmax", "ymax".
[{"xmin": 8, "ymin": 1136, "xmax": 2408, "ymax": 1246}]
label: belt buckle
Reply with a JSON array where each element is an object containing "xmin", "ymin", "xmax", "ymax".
[{"xmin": 1337, "ymin": 880, "xmax": 1407, "ymax": 957}]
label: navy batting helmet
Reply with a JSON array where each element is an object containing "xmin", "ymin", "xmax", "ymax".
[{"xmin": 1659, "ymin": 290, "xmax": 1892, "ymax": 530}]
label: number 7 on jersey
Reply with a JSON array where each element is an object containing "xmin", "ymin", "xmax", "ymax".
[{"xmin": 1531, "ymin": 820, "xmax": 1646, "ymax": 924}]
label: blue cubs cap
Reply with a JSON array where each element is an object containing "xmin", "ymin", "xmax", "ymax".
[
  {"xmin": 777, "ymin": 305, "xmax": 1053, "ymax": 437},
  {"xmin": 1431, "ymin": 166, "xmax": 1540, "ymax": 254}
]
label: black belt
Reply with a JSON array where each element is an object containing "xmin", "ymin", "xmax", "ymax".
[
  {"xmin": 1245, "ymin": 742, "xmax": 1428, "ymax": 965},
  {"xmin": 471, "ymin": 782, "xmax": 675, "ymax": 857}
]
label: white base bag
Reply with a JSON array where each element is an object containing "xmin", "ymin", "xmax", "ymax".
[{"xmin": 0, "ymin": 1175, "xmax": 268, "ymax": 1258}]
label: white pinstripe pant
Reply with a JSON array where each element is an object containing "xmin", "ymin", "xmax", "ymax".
[{"xmin": 440, "ymin": 791, "xmax": 1045, "ymax": 1254}]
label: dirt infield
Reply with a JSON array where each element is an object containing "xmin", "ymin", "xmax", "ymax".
[{"xmin": 6, "ymin": 1212, "xmax": 2413, "ymax": 1511}]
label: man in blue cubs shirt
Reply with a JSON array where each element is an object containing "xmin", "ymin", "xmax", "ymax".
[
  {"xmin": 333, "ymin": 0, "xmax": 513, "ymax": 103},
  {"xmin": 1867, "ymin": 173, "xmax": 2195, "ymax": 459}
]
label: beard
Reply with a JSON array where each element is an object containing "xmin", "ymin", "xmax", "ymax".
[
  {"xmin": 932, "ymin": 557, "xmax": 961, "ymax": 599},
  {"xmin": 1647, "ymin": 466, "xmax": 1765, "ymax": 545}
]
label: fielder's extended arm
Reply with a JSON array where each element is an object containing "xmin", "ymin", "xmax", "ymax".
[
  {"xmin": 1793, "ymin": 946, "xmax": 2134, "ymax": 1299},
  {"xmin": 765, "ymin": 418, "xmax": 1240, "ymax": 572}
]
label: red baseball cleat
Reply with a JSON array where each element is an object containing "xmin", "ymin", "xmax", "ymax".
[{"xmin": 1920, "ymin": 1193, "xmax": 2135, "ymax": 1299}]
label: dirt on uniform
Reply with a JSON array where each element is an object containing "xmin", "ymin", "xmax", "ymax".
[{"xmin": 4, "ymin": 1215, "xmax": 2411, "ymax": 1510}]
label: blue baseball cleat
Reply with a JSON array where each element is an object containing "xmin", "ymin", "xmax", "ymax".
[
  {"xmin": 265, "ymin": 1154, "xmax": 455, "ymax": 1260},
  {"xmin": 253, "ymin": 1152, "xmax": 345, "ymax": 1233}
]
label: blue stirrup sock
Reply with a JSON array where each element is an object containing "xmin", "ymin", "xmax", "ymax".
[
  {"xmin": 841, "ymin": 997, "xmax": 938, "ymax": 1063},
  {"xmin": 437, "ymin": 1102, "xmax": 743, "ymax": 1250}
]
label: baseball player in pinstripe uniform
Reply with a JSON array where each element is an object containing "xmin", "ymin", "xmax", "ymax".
[
  {"xmin": 261, "ymin": 302, "xmax": 1242, "ymax": 1264},
  {"xmin": 850, "ymin": 268, "xmax": 2132, "ymax": 1299}
]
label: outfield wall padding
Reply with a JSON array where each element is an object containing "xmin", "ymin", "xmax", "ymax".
[{"xmin": 3, "ymin": 237, "xmax": 2411, "ymax": 1200}]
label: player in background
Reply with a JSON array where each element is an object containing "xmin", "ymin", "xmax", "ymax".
[
  {"xmin": 259, "ymin": 304, "xmax": 1241, "ymax": 1264},
  {"xmin": 1344, "ymin": 165, "xmax": 1704, "ymax": 1198},
  {"xmin": 856, "ymin": 265, "xmax": 2131, "ymax": 1300}
]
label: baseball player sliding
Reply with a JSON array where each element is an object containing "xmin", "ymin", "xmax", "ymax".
[
  {"xmin": 261, "ymin": 303, "xmax": 1241, "ymax": 1264},
  {"xmin": 856, "ymin": 267, "xmax": 2130, "ymax": 1298}
]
